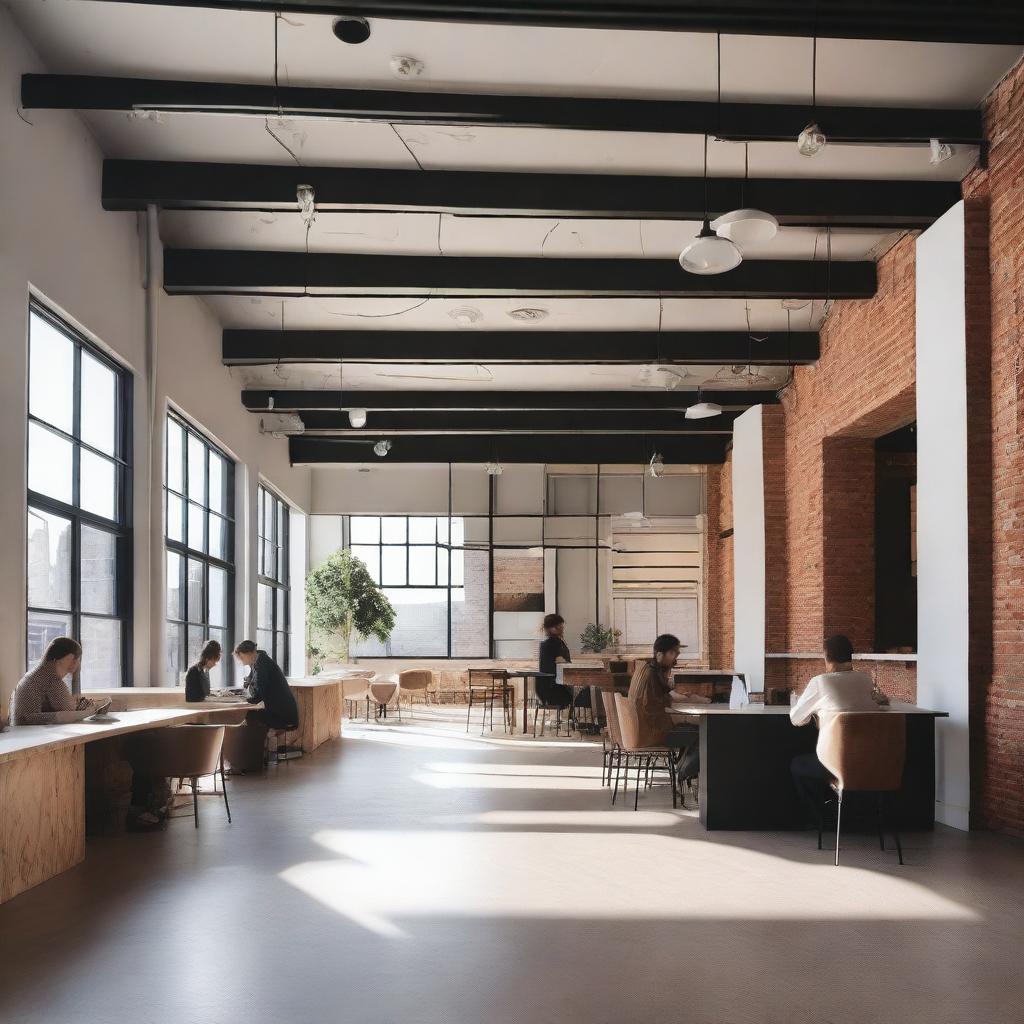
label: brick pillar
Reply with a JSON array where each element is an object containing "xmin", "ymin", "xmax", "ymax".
[{"xmin": 821, "ymin": 436, "xmax": 876, "ymax": 649}]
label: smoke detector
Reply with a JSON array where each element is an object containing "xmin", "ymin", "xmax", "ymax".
[
  {"xmin": 507, "ymin": 307, "xmax": 548, "ymax": 322},
  {"xmin": 259, "ymin": 413, "xmax": 304, "ymax": 438},
  {"xmin": 391, "ymin": 55, "xmax": 425, "ymax": 78}
]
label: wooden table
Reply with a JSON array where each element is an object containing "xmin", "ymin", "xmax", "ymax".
[
  {"xmin": 0, "ymin": 709, "xmax": 221, "ymax": 904},
  {"xmin": 668, "ymin": 703, "xmax": 948, "ymax": 831}
]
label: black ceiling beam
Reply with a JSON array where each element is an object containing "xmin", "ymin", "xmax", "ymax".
[
  {"xmin": 74, "ymin": 1, "xmax": 1024, "ymax": 46},
  {"xmin": 243, "ymin": 389, "xmax": 777, "ymax": 411},
  {"xmin": 289, "ymin": 433, "xmax": 729, "ymax": 465},
  {"xmin": 24, "ymin": 75, "xmax": 983, "ymax": 146},
  {"xmin": 297, "ymin": 410, "xmax": 738, "ymax": 433},
  {"xmin": 104, "ymin": 160, "xmax": 960, "ymax": 228},
  {"xmin": 165, "ymin": 250, "xmax": 875, "ymax": 299},
  {"xmin": 223, "ymin": 329, "xmax": 818, "ymax": 365}
]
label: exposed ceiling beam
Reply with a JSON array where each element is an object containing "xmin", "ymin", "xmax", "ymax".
[
  {"xmin": 223, "ymin": 329, "xmax": 818, "ymax": 365},
  {"xmin": 166, "ymin": 250, "xmax": 875, "ymax": 298},
  {"xmin": 104, "ymin": 161, "xmax": 959, "ymax": 227},
  {"xmin": 23, "ymin": 75, "xmax": 983, "ymax": 146},
  {"xmin": 64, "ymin": 1, "xmax": 1024, "ymax": 46},
  {"xmin": 242, "ymin": 389, "xmax": 777, "ymax": 411},
  {"xmin": 290, "ymin": 433, "xmax": 729, "ymax": 465},
  {"xmin": 295, "ymin": 410, "xmax": 739, "ymax": 433}
]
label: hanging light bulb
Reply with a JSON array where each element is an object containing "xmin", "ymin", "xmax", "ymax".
[
  {"xmin": 348, "ymin": 409, "xmax": 367, "ymax": 429},
  {"xmin": 648, "ymin": 452, "xmax": 665, "ymax": 478},
  {"xmin": 373, "ymin": 440, "xmax": 391, "ymax": 458},
  {"xmin": 680, "ymin": 219, "xmax": 742, "ymax": 275}
]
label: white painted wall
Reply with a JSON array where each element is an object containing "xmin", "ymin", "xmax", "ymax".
[
  {"xmin": 916, "ymin": 200, "xmax": 971, "ymax": 831},
  {"xmin": 0, "ymin": 12, "xmax": 310, "ymax": 702},
  {"xmin": 732, "ymin": 406, "xmax": 766, "ymax": 692}
]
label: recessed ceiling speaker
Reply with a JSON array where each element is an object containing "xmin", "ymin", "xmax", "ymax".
[{"xmin": 333, "ymin": 17, "xmax": 371, "ymax": 44}]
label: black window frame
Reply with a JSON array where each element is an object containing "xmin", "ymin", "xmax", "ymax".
[
  {"xmin": 26, "ymin": 300, "xmax": 133, "ymax": 691},
  {"xmin": 164, "ymin": 411, "xmax": 235, "ymax": 686},
  {"xmin": 257, "ymin": 483, "xmax": 290, "ymax": 672}
]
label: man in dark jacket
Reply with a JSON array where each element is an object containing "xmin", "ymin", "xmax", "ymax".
[{"xmin": 234, "ymin": 640, "xmax": 299, "ymax": 730}]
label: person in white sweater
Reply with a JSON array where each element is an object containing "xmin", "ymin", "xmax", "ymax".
[{"xmin": 789, "ymin": 634, "xmax": 889, "ymax": 826}]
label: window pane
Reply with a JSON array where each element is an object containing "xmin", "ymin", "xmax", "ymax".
[
  {"xmin": 79, "ymin": 616, "xmax": 122, "ymax": 690},
  {"xmin": 263, "ymin": 540, "xmax": 276, "ymax": 579},
  {"xmin": 209, "ymin": 565, "xmax": 228, "ymax": 628},
  {"xmin": 187, "ymin": 625, "xmax": 205, "ymax": 673},
  {"xmin": 209, "ymin": 452, "xmax": 225, "ymax": 514},
  {"xmin": 437, "ymin": 547, "xmax": 449, "ymax": 585},
  {"xmin": 409, "ymin": 546, "xmax": 436, "ymax": 585},
  {"xmin": 165, "ymin": 621, "xmax": 184, "ymax": 685},
  {"xmin": 276, "ymin": 587, "xmax": 287, "ymax": 633},
  {"xmin": 276, "ymin": 546, "xmax": 287, "ymax": 585},
  {"xmin": 209, "ymin": 512, "xmax": 227, "ymax": 561},
  {"xmin": 27, "ymin": 507, "xmax": 72, "ymax": 611},
  {"xmin": 29, "ymin": 313, "xmax": 74, "ymax": 434},
  {"xmin": 275, "ymin": 631, "xmax": 288, "ymax": 672},
  {"xmin": 166, "ymin": 418, "xmax": 184, "ymax": 493},
  {"xmin": 350, "ymin": 516, "xmax": 380, "ymax": 543},
  {"xmin": 187, "ymin": 558, "xmax": 204, "ymax": 623},
  {"xmin": 451, "ymin": 548, "xmax": 465, "ymax": 587},
  {"xmin": 80, "ymin": 352, "xmax": 117, "ymax": 456},
  {"xmin": 409, "ymin": 517, "xmax": 436, "ymax": 543},
  {"xmin": 28, "ymin": 610, "xmax": 72, "ymax": 669},
  {"xmin": 381, "ymin": 546, "xmax": 407, "ymax": 586},
  {"xmin": 451, "ymin": 550, "xmax": 489, "ymax": 657},
  {"xmin": 350, "ymin": 545, "xmax": 380, "ymax": 582},
  {"xmin": 166, "ymin": 492, "xmax": 184, "ymax": 543},
  {"xmin": 451, "ymin": 518, "xmax": 465, "ymax": 547},
  {"xmin": 258, "ymin": 582, "xmax": 273, "ymax": 630},
  {"xmin": 436, "ymin": 517, "xmax": 450, "ymax": 544},
  {"xmin": 81, "ymin": 525, "xmax": 116, "ymax": 615},
  {"xmin": 263, "ymin": 490, "xmax": 275, "ymax": 541},
  {"xmin": 257, "ymin": 628, "xmax": 272, "ymax": 652},
  {"xmin": 355, "ymin": 588, "xmax": 447, "ymax": 657},
  {"xmin": 188, "ymin": 502, "xmax": 206, "ymax": 553},
  {"xmin": 166, "ymin": 550, "xmax": 183, "ymax": 619},
  {"xmin": 207, "ymin": 628, "xmax": 226, "ymax": 688},
  {"xmin": 28, "ymin": 422, "xmax": 73, "ymax": 504},
  {"xmin": 276, "ymin": 502, "xmax": 286, "ymax": 550},
  {"xmin": 80, "ymin": 450, "xmax": 117, "ymax": 521},
  {"xmin": 381, "ymin": 518, "xmax": 407, "ymax": 543},
  {"xmin": 187, "ymin": 434, "xmax": 205, "ymax": 502}
]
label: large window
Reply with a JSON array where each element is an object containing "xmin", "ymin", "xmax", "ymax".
[
  {"xmin": 26, "ymin": 303, "xmax": 132, "ymax": 689},
  {"xmin": 257, "ymin": 485, "xmax": 290, "ymax": 671},
  {"xmin": 164, "ymin": 413, "xmax": 234, "ymax": 686},
  {"xmin": 348, "ymin": 516, "xmax": 488, "ymax": 658}
]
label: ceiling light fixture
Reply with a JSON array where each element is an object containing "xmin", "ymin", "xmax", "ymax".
[
  {"xmin": 685, "ymin": 389, "xmax": 724, "ymax": 420},
  {"xmin": 448, "ymin": 306, "xmax": 483, "ymax": 327},
  {"xmin": 507, "ymin": 307, "xmax": 549, "ymax": 322},
  {"xmin": 648, "ymin": 452, "xmax": 665, "ymax": 478},
  {"xmin": 929, "ymin": 138, "xmax": 955, "ymax": 165},
  {"xmin": 712, "ymin": 143, "xmax": 778, "ymax": 245},
  {"xmin": 373, "ymin": 439, "xmax": 392, "ymax": 458},
  {"xmin": 333, "ymin": 16, "xmax": 371, "ymax": 44},
  {"xmin": 348, "ymin": 408, "xmax": 367, "ymax": 428},
  {"xmin": 679, "ymin": 135, "xmax": 742, "ymax": 276},
  {"xmin": 798, "ymin": 38, "xmax": 826, "ymax": 156}
]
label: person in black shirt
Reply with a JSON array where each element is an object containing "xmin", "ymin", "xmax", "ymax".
[
  {"xmin": 537, "ymin": 613, "xmax": 589, "ymax": 709},
  {"xmin": 234, "ymin": 639, "xmax": 299, "ymax": 730},
  {"xmin": 184, "ymin": 640, "xmax": 221, "ymax": 702}
]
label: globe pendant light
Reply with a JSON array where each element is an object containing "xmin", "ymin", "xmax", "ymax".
[
  {"xmin": 712, "ymin": 143, "xmax": 778, "ymax": 245},
  {"xmin": 679, "ymin": 134, "xmax": 742, "ymax": 276}
]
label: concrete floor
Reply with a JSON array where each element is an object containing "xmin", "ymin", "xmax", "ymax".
[{"xmin": 1, "ymin": 709, "xmax": 1022, "ymax": 1024}]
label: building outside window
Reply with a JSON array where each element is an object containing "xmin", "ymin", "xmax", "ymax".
[
  {"xmin": 164, "ymin": 413, "xmax": 234, "ymax": 686},
  {"xmin": 348, "ymin": 515, "xmax": 488, "ymax": 658},
  {"xmin": 257, "ymin": 484, "xmax": 290, "ymax": 672},
  {"xmin": 26, "ymin": 302, "xmax": 132, "ymax": 689}
]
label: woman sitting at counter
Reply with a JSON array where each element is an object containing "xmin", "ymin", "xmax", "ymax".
[
  {"xmin": 537, "ymin": 613, "xmax": 590, "ymax": 710},
  {"xmin": 184, "ymin": 640, "xmax": 222, "ymax": 703},
  {"xmin": 8, "ymin": 637, "xmax": 100, "ymax": 725}
]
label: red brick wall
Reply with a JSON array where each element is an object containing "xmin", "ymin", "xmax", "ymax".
[
  {"xmin": 765, "ymin": 658, "xmax": 918, "ymax": 705},
  {"xmin": 762, "ymin": 406, "xmax": 788, "ymax": 652},
  {"xmin": 492, "ymin": 552, "xmax": 544, "ymax": 612},
  {"xmin": 962, "ymin": 58, "xmax": 1024, "ymax": 836},
  {"xmin": 706, "ymin": 456, "xmax": 734, "ymax": 667}
]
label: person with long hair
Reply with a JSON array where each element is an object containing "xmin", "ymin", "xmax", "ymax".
[
  {"xmin": 184, "ymin": 639, "xmax": 222, "ymax": 702},
  {"xmin": 9, "ymin": 636, "xmax": 98, "ymax": 725}
]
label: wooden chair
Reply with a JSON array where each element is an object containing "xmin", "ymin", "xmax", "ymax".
[
  {"xmin": 398, "ymin": 669, "xmax": 433, "ymax": 717},
  {"xmin": 613, "ymin": 694, "xmax": 678, "ymax": 810},
  {"xmin": 817, "ymin": 712, "xmax": 906, "ymax": 866}
]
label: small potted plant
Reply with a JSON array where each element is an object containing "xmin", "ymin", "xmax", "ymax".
[{"xmin": 579, "ymin": 623, "xmax": 621, "ymax": 654}]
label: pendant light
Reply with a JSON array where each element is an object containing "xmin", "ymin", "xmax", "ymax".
[
  {"xmin": 712, "ymin": 143, "xmax": 778, "ymax": 245},
  {"xmin": 797, "ymin": 37, "xmax": 826, "ymax": 157},
  {"xmin": 339, "ymin": 355, "xmax": 368, "ymax": 429},
  {"xmin": 679, "ymin": 135, "xmax": 742, "ymax": 275},
  {"xmin": 685, "ymin": 388, "xmax": 723, "ymax": 420}
]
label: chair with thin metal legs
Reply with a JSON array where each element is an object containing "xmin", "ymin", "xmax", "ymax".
[
  {"xmin": 817, "ymin": 712, "xmax": 906, "ymax": 866},
  {"xmin": 398, "ymin": 669, "xmax": 433, "ymax": 718},
  {"xmin": 467, "ymin": 669, "xmax": 513, "ymax": 735},
  {"xmin": 613, "ymin": 694, "xmax": 678, "ymax": 810},
  {"xmin": 601, "ymin": 691, "xmax": 623, "ymax": 797}
]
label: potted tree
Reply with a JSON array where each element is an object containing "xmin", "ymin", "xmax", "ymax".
[{"xmin": 306, "ymin": 549, "xmax": 396, "ymax": 672}]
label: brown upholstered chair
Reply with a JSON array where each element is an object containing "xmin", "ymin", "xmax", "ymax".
[
  {"xmin": 817, "ymin": 712, "xmax": 906, "ymax": 866},
  {"xmin": 613, "ymin": 694, "xmax": 678, "ymax": 810},
  {"xmin": 125, "ymin": 725, "xmax": 230, "ymax": 827},
  {"xmin": 399, "ymin": 669, "xmax": 433, "ymax": 716}
]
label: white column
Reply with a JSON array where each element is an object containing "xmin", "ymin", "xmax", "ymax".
[
  {"xmin": 916, "ymin": 200, "xmax": 971, "ymax": 831},
  {"xmin": 732, "ymin": 406, "xmax": 766, "ymax": 692}
]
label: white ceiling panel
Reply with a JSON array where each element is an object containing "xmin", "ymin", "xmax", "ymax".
[{"xmin": 201, "ymin": 294, "xmax": 823, "ymax": 332}]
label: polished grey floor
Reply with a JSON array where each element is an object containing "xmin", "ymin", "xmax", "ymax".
[{"xmin": 1, "ymin": 711, "xmax": 1022, "ymax": 1024}]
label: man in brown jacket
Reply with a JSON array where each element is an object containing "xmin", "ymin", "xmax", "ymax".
[{"xmin": 627, "ymin": 634, "xmax": 699, "ymax": 780}]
